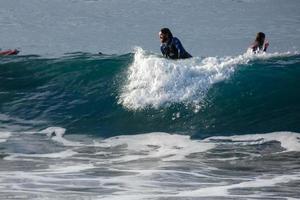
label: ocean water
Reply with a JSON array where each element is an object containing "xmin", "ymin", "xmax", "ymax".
[{"xmin": 1, "ymin": 0, "xmax": 300, "ymax": 200}]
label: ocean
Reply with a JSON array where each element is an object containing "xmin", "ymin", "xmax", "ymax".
[{"xmin": 1, "ymin": 0, "xmax": 300, "ymax": 199}]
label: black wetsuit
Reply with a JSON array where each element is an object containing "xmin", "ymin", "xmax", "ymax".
[
  {"xmin": 251, "ymin": 41, "xmax": 269, "ymax": 53},
  {"xmin": 160, "ymin": 37, "xmax": 192, "ymax": 59}
]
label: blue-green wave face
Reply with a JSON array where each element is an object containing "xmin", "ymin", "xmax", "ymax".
[{"xmin": 1, "ymin": 49, "xmax": 300, "ymax": 138}]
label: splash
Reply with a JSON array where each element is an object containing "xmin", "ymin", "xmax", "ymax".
[
  {"xmin": 119, "ymin": 48, "xmax": 287, "ymax": 110},
  {"xmin": 119, "ymin": 48, "xmax": 298, "ymax": 111}
]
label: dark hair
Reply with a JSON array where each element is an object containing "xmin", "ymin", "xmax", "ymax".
[
  {"xmin": 255, "ymin": 32, "xmax": 266, "ymax": 46},
  {"xmin": 160, "ymin": 28, "xmax": 173, "ymax": 38}
]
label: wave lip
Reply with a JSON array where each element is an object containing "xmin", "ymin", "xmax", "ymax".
[{"xmin": 119, "ymin": 48, "xmax": 238, "ymax": 110}]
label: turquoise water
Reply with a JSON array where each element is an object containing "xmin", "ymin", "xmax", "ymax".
[
  {"xmin": 1, "ymin": 0, "xmax": 300, "ymax": 199},
  {"xmin": 1, "ymin": 51, "xmax": 300, "ymax": 137}
]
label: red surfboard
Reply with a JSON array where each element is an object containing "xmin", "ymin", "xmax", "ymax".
[{"xmin": 0, "ymin": 49, "xmax": 20, "ymax": 55}]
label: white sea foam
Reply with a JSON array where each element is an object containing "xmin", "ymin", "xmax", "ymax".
[
  {"xmin": 4, "ymin": 149, "xmax": 77, "ymax": 161},
  {"xmin": 119, "ymin": 48, "xmax": 237, "ymax": 110},
  {"xmin": 178, "ymin": 173, "xmax": 300, "ymax": 197},
  {"xmin": 1, "ymin": 130, "xmax": 299, "ymax": 199},
  {"xmin": 46, "ymin": 163, "xmax": 95, "ymax": 174},
  {"xmin": 100, "ymin": 132, "xmax": 215, "ymax": 162},
  {"xmin": 0, "ymin": 131, "xmax": 11, "ymax": 143},
  {"xmin": 119, "ymin": 48, "xmax": 295, "ymax": 110},
  {"xmin": 245, "ymin": 48, "xmax": 298, "ymax": 60},
  {"xmin": 39, "ymin": 127, "xmax": 83, "ymax": 146},
  {"xmin": 39, "ymin": 127, "xmax": 66, "ymax": 137},
  {"xmin": 205, "ymin": 131, "xmax": 300, "ymax": 152}
]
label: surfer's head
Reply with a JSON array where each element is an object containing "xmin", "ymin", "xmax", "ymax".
[
  {"xmin": 159, "ymin": 28, "xmax": 173, "ymax": 43},
  {"xmin": 255, "ymin": 32, "xmax": 266, "ymax": 46}
]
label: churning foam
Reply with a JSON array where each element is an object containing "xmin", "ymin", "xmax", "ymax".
[
  {"xmin": 178, "ymin": 173, "xmax": 300, "ymax": 197},
  {"xmin": 1, "ymin": 128, "xmax": 299, "ymax": 199},
  {"xmin": 119, "ymin": 48, "xmax": 239, "ymax": 110},
  {"xmin": 100, "ymin": 132, "xmax": 215, "ymax": 162},
  {"xmin": 0, "ymin": 131, "xmax": 11, "ymax": 143},
  {"xmin": 119, "ymin": 48, "xmax": 297, "ymax": 110},
  {"xmin": 39, "ymin": 127, "xmax": 83, "ymax": 146},
  {"xmin": 205, "ymin": 131, "xmax": 300, "ymax": 152}
]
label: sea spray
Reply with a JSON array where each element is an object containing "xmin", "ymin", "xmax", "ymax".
[{"xmin": 118, "ymin": 48, "xmax": 276, "ymax": 110}]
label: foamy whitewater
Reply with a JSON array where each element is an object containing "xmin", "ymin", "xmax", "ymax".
[
  {"xmin": 1, "ymin": 0, "xmax": 300, "ymax": 199},
  {"xmin": 119, "ymin": 48, "xmax": 292, "ymax": 110},
  {"xmin": 1, "ymin": 127, "xmax": 300, "ymax": 200}
]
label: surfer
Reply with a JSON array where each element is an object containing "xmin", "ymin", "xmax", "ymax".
[
  {"xmin": 250, "ymin": 32, "xmax": 269, "ymax": 53},
  {"xmin": 159, "ymin": 28, "xmax": 192, "ymax": 59},
  {"xmin": 0, "ymin": 49, "xmax": 19, "ymax": 55}
]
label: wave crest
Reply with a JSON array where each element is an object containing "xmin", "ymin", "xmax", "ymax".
[{"xmin": 119, "ymin": 48, "xmax": 252, "ymax": 110}]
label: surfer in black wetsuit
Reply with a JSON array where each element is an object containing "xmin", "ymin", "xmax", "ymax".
[
  {"xmin": 159, "ymin": 28, "xmax": 192, "ymax": 59},
  {"xmin": 250, "ymin": 32, "xmax": 269, "ymax": 53}
]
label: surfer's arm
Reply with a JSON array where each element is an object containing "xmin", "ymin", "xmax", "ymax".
[
  {"xmin": 263, "ymin": 40, "xmax": 269, "ymax": 52},
  {"xmin": 250, "ymin": 41, "xmax": 258, "ymax": 51},
  {"xmin": 173, "ymin": 38, "xmax": 185, "ymax": 59},
  {"xmin": 173, "ymin": 37, "xmax": 193, "ymax": 58},
  {"xmin": 160, "ymin": 45, "xmax": 167, "ymax": 57}
]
